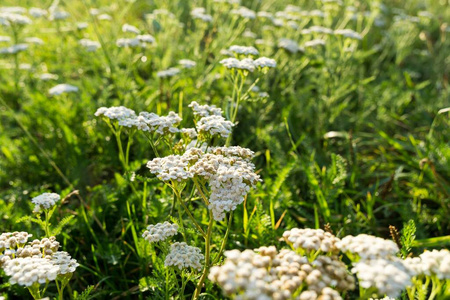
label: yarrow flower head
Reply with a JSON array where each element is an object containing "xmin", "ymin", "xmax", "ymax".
[
  {"xmin": 404, "ymin": 249, "xmax": 450, "ymax": 280},
  {"xmin": 0, "ymin": 12, "xmax": 32, "ymax": 26},
  {"xmin": 191, "ymin": 7, "xmax": 213, "ymax": 23},
  {"xmin": 334, "ymin": 29, "xmax": 362, "ymax": 40},
  {"xmin": 0, "ymin": 232, "xmax": 32, "ymax": 251},
  {"xmin": 164, "ymin": 242, "xmax": 204, "ymax": 271},
  {"xmin": 122, "ymin": 23, "xmax": 140, "ymax": 34},
  {"xmin": 3, "ymin": 257, "xmax": 59, "ymax": 286},
  {"xmin": 51, "ymin": 251, "xmax": 79, "ymax": 275},
  {"xmin": 157, "ymin": 67, "xmax": 180, "ymax": 78},
  {"xmin": 228, "ymin": 45, "xmax": 259, "ymax": 56},
  {"xmin": 79, "ymin": 39, "xmax": 100, "ymax": 52},
  {"xmin": 196, "ymin": 115, "xmax": 234, "ymax": 139},
  {"xmin": 178, "ymin": 59, "xmax": 196, "ymax": 69},
  {"xmin": 48, "ymin": 84, "xmax": 79, "ymax": 96},
  {"xmin": 220, "ymin": 57, "xmax": 256, "ymax": 72},
  {"xmin": 337, "ymin": 234, "xmax": 399, "ymax": 260},
  {"xmin": 31, "ymin": 193, "xmax": 60, "ymax": 212},
  {"xmin": 147, "ymin": 155, "xmax": 192, "ymax": 182},
  {"xmin": 188, "ymin": 101, "xmax": 223, "ymax": 117},
  {"xmin": 281, "ymin": 228, "xmax": 341, "ymax": 255},
  {"xmin": 278, "ymin": 38, "xmax": 302, "ymax": 54},
  {"xmin": 142, "ymin": 222, "xmax": 178, "ymax": 243},
  {"xmin": 0, "ymin": 43, "xmax": 28, "ymax": 54},
  {"xmin": 253, "ymin": 57, "xmax": 277, "ymax": 69},
  {"xmin": 137, "ymin": 34, "xmax": 155, "ymax": 44},
  {"xmin": 116, "ymin": 38, "xmax": 141, "ymax": 48},
  {"xmin": 95, "ymin": 106, "xmax": 136, "ymax": 120}
]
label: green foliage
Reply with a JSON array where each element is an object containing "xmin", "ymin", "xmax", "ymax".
[{"xmin": 401, "ymin": 219, "xmax": 416, "ymax": 258}]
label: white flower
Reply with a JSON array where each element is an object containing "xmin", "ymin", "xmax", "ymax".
[
  {"xmin": 147, "ymin": 155, "xmax": 192, "ymax": 182},
  {"xmin": 0, "ymin": 36, "xmax": 11, "ymax": 42},
  {"xmin": 302, "ymin": 26, "xmax": 334, "ymax": 35},
  {"xmin": 337, "ymin": 234, "xmax": 399, "ymax": 260},
  {"xmin": 0, "ymin": 7, "xmax": 27, "ymax": 14},
  {"xmin": 0, "ymin": 232, "xmax": 33, "ymax": 249},
  {"xmin": 122, "ymin": 23, "xmax": 140, "ymax": 34},
  {"xmin": 137, "ymin": 34, "xmax": 155, "ymax": 44},
  {"xmin": 95, "ymin": 106, "xmax": 136, "ymax": 120},
  {"xmin": 3, "ymin": 257, "xmax": 59, "ymax": 286},
  {"xmin": 231, "ymin": 7, "xmax": 256, "ymax": 19},
  {"xmin": 142, "ymin": 222, "xmax": 178, "ymax": 243},
  {"xmin": 253, "ymin": 57, "xmax": 276, "ymax": 68},
  {"xmin": 79, "ymin": 39, "xmax": 101, "ymax": 52},
  {"xmin": 181, "ymin": 128, "xmax": 198, "ymax": 139},
  {"xmin": 50, "ymin": 10, "xmax": 70, "ymax": 20},
  {"xmin": 220, "ymin": 58, "xmax": 256, "ymax": 72},
  {"xmin": 228, "ymin": 45, "xmax": 259, "ymax": 56},
  {"xmin": 334, "ymin": 29, "xmax": 362, "ymax": 40},
  {"xmin": 179, "ymin": 59, "xmax": 196, "ymax": 69},
  {"xmin": 51, "ymin": 251, "xmax": 79, "ymax": 275},
  {"xmin": 196, "ymin": 115, "xmax": 234, "ymax": 138},
  {"xmin": 98, "ymin": 14, "xmax": 112, "ymax": 21},
  {"xmin": 116, "ymin": 38, "xmax": 140, "ymax": 48},
  {"xmin": 243, "ymin": 30, "xmax": 257, "ymax": 39},
  {"xmin": 191, "ymin": 8, "xmax": 213, "ymax": 22},
  {"xmin": 29, "ymin": 8, "xmax": 47, "ymax": 18},
  {"xmin": 0, "ymin": 44, "xmax": 28, "ymax": 54},
  {"xmin": 281, "ymin": 228, "xmax": 341, "ymax": 254},
  {"xmin": 25, "ymin": 37, "xmax": 44, "ymax": 45},
  {"xmin": 278, "ymin": 38, "xmax": 301, "ymax": 54},
  {"xmin": 404, "ymin": 249, "xmax": 450, "ymax": 280},
  {"xmin": 189, "ymin": 101, "xmax": 223, "ymax": 117},
  {"xmin": 49, "ymin": 84, "xmax": 79, "ymax": 96},
  {"xmin": 0, "ymin": 12, "xmax": 32, "ymax": 26},
  {"xmin": 77, "ymin": 22, "xmax": 88, "ymax": 30},
  {"xmin": 157, "ymin": 67, "xmax": 180, "ymax": 78},
  {"xmin": 304, "ymin": 39, "xmax": 326, "ymax": 48},
  {"xmin": 352, "ymin": 257, "xmax": 413, "ymax": 298},
  {"xmin": 164, "ymin": 242, "xmax": 204, "ymax": 271},
  {"xmin": 257, "ymin": 11, "xmax": 273, "ymax": 19},
  {"xmin": 31, "ymin": 193, "xmax": 60, "ymax": 212}
]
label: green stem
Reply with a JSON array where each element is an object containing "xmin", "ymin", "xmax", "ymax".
[
  {"xmin": 192, "ymin": 212, "xmax": 214, "ymax": 299},
  {"xmin": 212, "ymin": 212, "xmax": 233, "ymax": 265},
  {"xmin": 173, "ymin": 187, "xmax": 206, "ymax": 237},
  {"xmin": 44, "ymin": 210, "xmax": 50, "ymax": 237}
]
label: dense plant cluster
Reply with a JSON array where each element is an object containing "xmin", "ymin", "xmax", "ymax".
[{"xmin": 0, "ymin": 0, "xmax": 449, "ymax": 299}]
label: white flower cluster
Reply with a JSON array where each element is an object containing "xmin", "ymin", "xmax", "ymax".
[
  {"xmin": 3, "ymin": 257, "xmax": 59, "ymax": 286},
  {"xmin": 231, "ymin": 7, "xmax": 256, "ymax": 19},
  {"xmin": 304, "ymin": 39, "xmax": 326, "ymax": 48},
  {"xmin": 220, "ymin": 56, "xmax": 276, "ymax": 72},
  {"xmin": 164, "ymin": 242, "xmax": 204, "ymax": 271},
  {"xmin": 196, "ymin": 115, "xmax": 234, "ymax": 138},
  {"xmin": 142, "ymin": 222, "xmax": 178, "ymax": 243},
  {"xmin": 30, "ymin": 237, "xmax": 60, "ymax": 257},
  {"xmin": 95, "ymin": 106, "xmax": 136, "ymax": 120},
  {"xmin": 404, "ymin": 249, "xmax": 450, "ymax": 280},
  {"xmin": 337, "ymin": 234, "xmax": 399, "ymax": 259},
  {"xmin": 157, "ymin": 67, "xmax": 180, "ymax": 78},
  {"xmin": 0, "ymin": 44, "xmax": 28, "ymax": 54},
  {"xmin": 147, "ymin": 155, "xmax": 192, "ymax": 182},
  {"xmin": 302, "ymin": 26, "xmax": 334, "ymax": 35},
  {"xmin": 0, "ymin": 232, "xmax": 32, "ymax": 250},
  {"xmin": 116, "ymin": 24, "xmax": 155, "ymax": 48},
  {"xmin": 51, "ymin": 251, "xmax": 79, "ymax": 275},
  {"xmin": 0, "ymin": 12, "xmax": 32, "ymax": 26},
  {"xmin": 278, "ymin": 38, "xmax": 303, "ymax": 54},
  {"xmin": 189, "ymin": 101, "xmax": 222, "ymax": 117},
  {"xmin": 334, "ymin": 29, "xmax": 362, "ymax": 40},
  {"xmin": 228, "ymin": 45, "xmax": 259, "ymax": 56},
  {"xmin": 281, "ymin": 228, "xmax": 341, "ymax": 254},
  {"xmin": 179, "ymin": 59, "xmax": 196, "ymax": 69},
  {"xmin": 210, "ymin": 246, "xmax": 349, "ymax": 300},
  {"xmin": 31, "ymin": 192, "xmax": 60, "ymax": 212},
  {"xmin": 190, "ymin": 151, "xmax": 260, "ymax": 220},
  {"xmin": 79, "ymin": 38, "xmax": 100, "ymax": 52},
  {"xmin": 211, "ymin": 146, "xmax": 255, "ymax": 160},
  {"xmin": 48, "ymin": 84, "xmax": 79, "ymax": 96},
  {"xmin": 351, "ymin": 257, "xmax": 413, "ymax": 298},
  {"xmin": 122, "ymin": 23, "xmax": 140, "ymax": 34},
  {"xmin": 29, "ymin": 7, "xmax": 47, "ymax": 18},
  {"xmin": 191, "ymin": 7, "xmax": 213, "ymax": 23}
]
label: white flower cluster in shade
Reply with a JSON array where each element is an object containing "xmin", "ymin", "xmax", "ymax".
[
  {"xmin": 301, "ymin": 25, "xmax": 334, "ymax": 35},
  {"xmin": 48, "ymin": 84, "xmax": 79, "ymax": 96},
  {"xmin": 209, "ymin": 246, "xmax": 352, "ymax": 300},
  {"xmin": 278, "ymin": 38, "xmax": 303, "ymax": 54},
  {"xmin": 115, "ymin": 23, "xmax": 155, "ymax": 48},
  {"xmin": 304, "ymin": 39, "xmax": 326, "ymax": 48},
  {"xmin": 404, "ymin": 249, "xmax": 450, "ymax": 280},
  {"xmin": 351, "ymin": 257, "xmax": 413, "ymax": 298},
  {"xmin": 191, "ymin": 7, "xmax": 213, "ymax": 23},
  {"xmin": 337, "ymin": 234, "xmax": 399, "ymax": 259},
  {"xmin": 0, "ymin": 44, "xmax": 28, "ymax": 54},
  {"xmin": 228, "ymin": 45, "xmax": 259, "ymax": 56},
  {"xmin": 164, "ymin": 242, "xmax": 204, "ymax": 271},
  {"xmin": 147, "ymin": 155, "xmax": 192, "ymax": 182},
  {"xmin": 0, "ymin": 36, "xmax": 11, "ymax": 42},
  {"xmin": 122, "ymin": 23, "xmax": 140, "ymax": 34},
  {"xmin": 29, "ymin": 7, "xmax": 47, "ymax": 18},
  {"xmin": 31, "ymin": 192, "xmax": 60, "ymax": 212},
  {"xmin": 181, "ymin": 128, "xmax": 197, "ymax": 139},
  {"xmin": 142, "ymin": 222, "xmax": 179, "ymax": 243},
  {"xmin": 220, "ymin": 57, "xmax": 276, "ymax": 72},
  {"xmin": 189, "ymin": 101, "xmax": 223, "ymax": 117},
  {"xmin": 25, "ymin": 37, "xmax": 44, "ymax": 45},
  {"xmin": 0, "ymin": 12, "xmax": 32, "ymax": 26},
  {"xmin": 179, "ymin": 59, "xmax": 196, "ymax": 69},
  {"xmin": 79, "ymin": 39, "xmax": 101, "ymax": 52},
  {"xmin": 281, "ymin": 228, "xmax": 341, "ymax": 254},
  {"xmin": 157, "ymin": 67, "xmax": 180, "ymax": 78},
  {"xmin": 334, "ymin": 29, "xmax": 362, "ymax": 40}
]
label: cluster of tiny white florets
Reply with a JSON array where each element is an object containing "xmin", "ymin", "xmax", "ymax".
[
  {"xmin": 278, "ymin": 38, "xmax": 302, "ymax": 54},
  {"xmin": 79, "ymin": 38, "xmax": 100, "ymax": 52},
  {"xmin": 310, "ymin": 256, "xmax": 355, "ymax": 292},
  {"xmin": 51, "ymin": 251, "xmax": 79, "ymax": 275},
  {"xmin": 115, "ymin": 23, "xmax": 155, "ymax": 48},
  {"xmin": 190, "ymin": 151, "xmax": 260, "ymax": 220},
  {"xmin": 0, "ymin": 12, "xmax": 32, "ymax": 26},
  {"xmin": 189, "ymin": 101, "xmax": 223, "ymax": 117},
  {"xmin": 281, "ymin": 228, "xmax": 341, "ymax": 254},
  {"xmin": 48, "ymin": 84, "xmax": 79, "ymax": 96},
  {"xmin": 3, "ymin": 257, "xmax": 59, "ymax": 286},
  {"xmin": 147, "ymin": 155, "xmax": 192, "ymax": 182},
  {"xmin": 191, "ymin": 7, "xmax": 213, "ymax": 23},
  {"xmin": 179, "ymin": 59, "xmax": 196, "ymax": 69},
  {"xmin": 404, "ymin": 249, "xmax": 450, "ymax": 280},
  {"xmin": 31, "ymin": 192, "xmax": 60, "ymax": 212},
  {"xmin": 220, "ymin": 57, "xmax": 276, "ymax": 72},
  {"xmin": 0, "ymin": 232, "xmax": 32, "ymax": 250},
  {"xmin": 142, "ymin": 222, "xmax": 178, "ymax": 243},
  {"xmin": 228, "ymin": 45, "xmax": 259, "ymax": 56},
  {"xmin": 95, "ymin": 106, "xmax": 136, "ymax": 120},
  {"xmin": 337, "ymin": 234, "xmax": 399, "ymax": 260},
  {"xmin": 351, "ymin": 257, "xmax": 413, "ymax": 298},
  {"xmin": 30, "ymin": 237, "xmax": 60, "ymax": 257},
  {"xmin": 211, "ymin": 146, "xmax": 255, "ymax": 160},
  {"xmin": 157, "ymin": 67, "xmax": 181, "ymax": 78},
  {"xmin": 164, "ymin": 242, "xmax": 204, "ymax": 271},
  {"xmin": 231, "ymin": 6, "xmax": 256, "ymax": 19},
  {"xmin": 333, "ymin": 29, "xmax": 362, "ymax": 40},
  {"xmin": 196, "ymin": 115, "xmax": 234, "ymax": 138}
]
